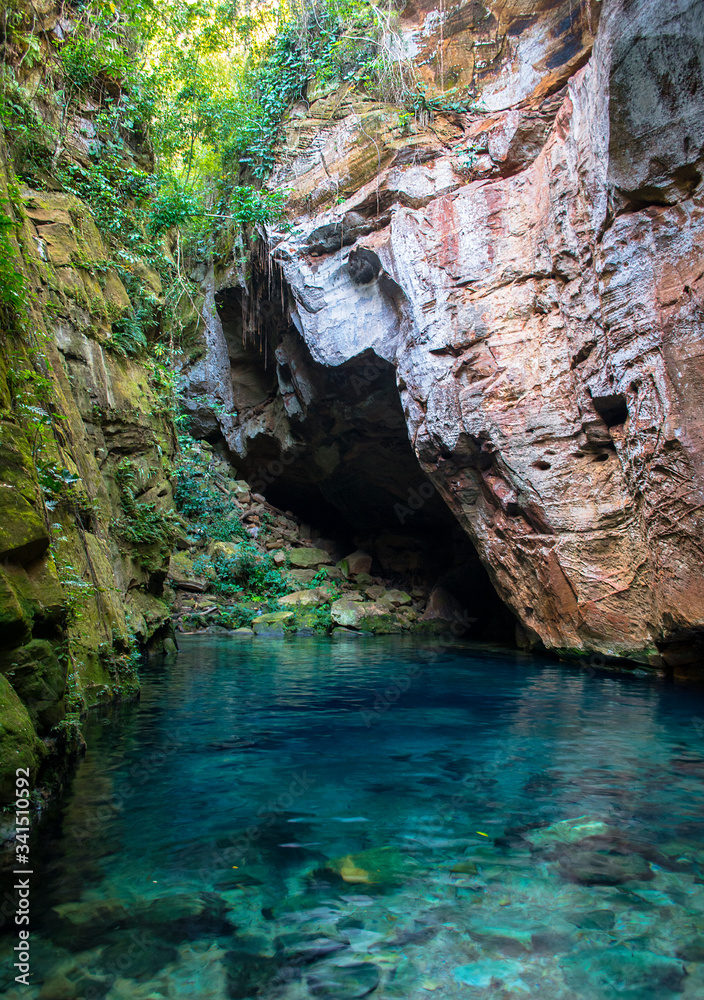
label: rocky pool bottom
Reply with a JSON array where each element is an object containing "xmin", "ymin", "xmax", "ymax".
[{"xmin": 2, "ymin": 636, "xmax": 704, "ymax": 1000}]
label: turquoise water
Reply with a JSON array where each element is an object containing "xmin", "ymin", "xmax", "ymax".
[{"xmin": 4, "ymin": 635, "xmax": 704, "ymax": 999}]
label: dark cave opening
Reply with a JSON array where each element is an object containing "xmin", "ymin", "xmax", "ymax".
[{"xmin": 202, "ymin": 271, "xmax": 516, "ymax": 644}]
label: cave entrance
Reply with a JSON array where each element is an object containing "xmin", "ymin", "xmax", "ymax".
[{"xmin": 206, "ymin": 270, "xmax": 514, "ymax": 642}]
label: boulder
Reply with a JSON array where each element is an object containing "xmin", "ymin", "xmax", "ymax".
[
  {"xmin": 330, "ymin": 599, "xmax": 403, "ymax": 633},
  {"xmin": 167, "ymin": 553, "xmax": 210, "ymax": 592},
  {"xmin": 307, "ymin": 963, "xmax": 380, "ymax": 999},
  {"xmin": 562, "ymin": 947, "xmax": 685, "ymax": 997},
  {"xmin": 358, "ymin": 603, "xmax": 404, "ymax": 634},
  {"xmin": 338, "ymin": 550, "xmax": 372, "ymax": 576},
  {"xmin": 325, "ymin": 846, "xmax": 415, "ymax": 887},
  {"xmin": 289, "ymin": 547, "xmax": 333, "ymax": 568},
  {"xmin": 321, "ymin": 565, "xmax": 344, "ymax": 581},
  {"xmin": 206, "ymin": 540, "xmax": 241, "ymax": 562},
  {"xmin": 230, "ymin": 481, "xmax": 251, "ymax": 502},
  {"xmin": 330, "ymin": 599, "xmax": 367, "ymax": 627},
  {"xmin": 279, "ymin": 588, "xmax": 328, "ymax": 607},
  {"xmin": 422, "ymin": 585, "xmax": 471, "ymax": 628},
  {"xmin": 48, "ymin": 898, "xmax": 131, "ymax": 948},
  {"xmin": 558, "ymin": 848, "xmax": 654, "ymax": 886},
  {"xmin": 252, "ymin": 610, "xmax": 295, "ymax": 635},
  {"xmin": 526, "ymin": 816, "xmax": 613, "ymax": 848},
  {"xmin": 375, "ymin": 588, "xmax": 412, "ymax": 607},
  {"xmin": 288, "ymin": 567, "xmax": 317, "ymax": 584}
]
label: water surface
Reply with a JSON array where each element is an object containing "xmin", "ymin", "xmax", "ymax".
[{"xmin": 3, "ymin": 635, "xmax": 704, "ymax": 999}]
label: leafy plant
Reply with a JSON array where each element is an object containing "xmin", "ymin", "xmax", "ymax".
[
  {"xmin": 37, "ymin": 461, "xmax": 81, "ymax": 511},
  {"xmin": 302, "ymin": 603, "xmax": 333, "ymax": 633},
  {"xmin": 173, "ymin": 436, "xmax": 247, "ymax": 543},
  {"xmin": 113, "ymin": 460, "xmax": 182, "ymax": 546},
  {"xmin": 0, "ymin": 199, "xmax": 27, "ymax": 328}
]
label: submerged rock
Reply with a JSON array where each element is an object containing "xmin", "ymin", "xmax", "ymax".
[
  {"xmin": 558, "ymin": 848, "xmax": 654, "ymax": 886},
  {"xmin": 307, "ymin": 961, "xmax": 380, "ymax": 998},
  {"xmin": 100, "ymin": 933, "xmax": 178, "ymax": 981},
  {"xmin": 526, "ymin": 816, "xmax": 614, "ymax": 847},
  {"xmin": 562, "ymin": 946, "xmax": 686, "ymax": 998},
  {"xmin": 324, "ymin": 846, "xmax": 415, "ymax": 887},
  {"xmin": 48, "ymin": 899, "xmax": 131, "ymax": 949}
]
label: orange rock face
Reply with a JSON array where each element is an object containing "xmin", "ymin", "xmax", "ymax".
[{"xmin": 258, "ymin": 0, "xmax": 704, "ymax": 666}]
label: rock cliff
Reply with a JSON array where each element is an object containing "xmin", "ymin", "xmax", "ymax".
[
  {"xmin": 0, "ymin": 73, "xmax": 176, "ymax": 799},
  {"xmin": 188, "ymin": 0, "xmax": 704, "ymax": 670}
]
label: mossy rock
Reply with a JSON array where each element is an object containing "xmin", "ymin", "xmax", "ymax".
[
  {"xmin": 125, "ymin": 590, "xmax": 172, "ymax": 645},
  {"xmin": 289, "ymin": 547, "xmax": 333, "ymax": 569},
  {"xmin": 279, "ymin": 588, "xmax": 327, "ymax": 608},
  {"xmin": 35, "ymin": 221, "xmax": 79, "ymax": 267},
  {"xmin": 358, "ymin": 603, "xmax": 404, "ymax": 635},
  {"xmin": 292, "ymin": 605, "xmax": 333, "ymax": 633},
  {"xmin": 325, "ymin": 846, "xmax": 417, "ymax": 888},
  {"xmin": 0, "ymin": 673, "xmax": 44, "ymax": 804},
  {"xmin": 0, "ymin": 639, "xmax": 66, "ymax": 734},
  {"xmin": 0, "ymin": 420, "xmax": 49, "ymax": 563},
  {"xmin": 102, "ymin": 270, "xmax": 131, "ymax": 314},
  {"xmin": 0, "ymin": 571, "xmax": 32, "ymax": 648},
  {"xmin": 130, "ymin": 259, "xmax": 163, "ymax": 297},
  {"xmin": 167, "ymin": 552, "xmax": 211, "ymax": 592},
  {"xmin": 8, "ymin": 559, "xmax": 64, "ymax": 634}
]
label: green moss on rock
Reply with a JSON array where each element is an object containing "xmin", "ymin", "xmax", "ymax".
[
  {"xmin": 0, "ymin": 639, "xmax": 67, "ymax": 734},
  {"xmin": 0, "ymin": 673, "xmax": 45, "ymax": 801},
  {"xmin": 0, "ymin": 571, "xmax": 33, "ymax": 647}
]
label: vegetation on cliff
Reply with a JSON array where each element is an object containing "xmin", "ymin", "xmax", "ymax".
[{"xmin": 0, "ymin": 0, "xmax": 481, "ymax": 806}]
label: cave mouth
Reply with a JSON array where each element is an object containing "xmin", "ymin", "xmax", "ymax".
[{"xmin": 206, "ymin": 274, "xmax": 515, "ymax": 644}]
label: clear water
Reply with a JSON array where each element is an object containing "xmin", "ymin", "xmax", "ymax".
[{"xmin": 3, "ymin": 635, "xmax": 704, "ymax": 1000}]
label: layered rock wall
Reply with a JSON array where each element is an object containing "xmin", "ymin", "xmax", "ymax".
[
  {"xmin": 0, "ymin": 165, "xmax": 175, "ymax": 799},
  {"xmin": 190, "ymin": 0, "xmax": 704, "ymax": 669}
]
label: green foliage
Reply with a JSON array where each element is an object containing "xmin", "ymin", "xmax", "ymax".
[
  {"xmin": 0, "ymin": 198, "xmax": 28, "ymax": 327},
  {"xmin": 205, "ymin": 545, "xmax": 289, "ymax": 598},
  {"xmin": 173, "ymin": 436, "xmax": 247, "ymax": 543},
  {"xmin": 302, "ymin": 603, "xmax": 333, "ymax": 633},
  {"xmin": 37, "ymin": 461, "xmax": 81, "ymax": 512},
  {"xmin": 148, "ymin": 182, "xmax": 203, "ymax": 236},
  {"xmin": 108, "ymin": 285, "xmax": 159, "ymax": 357},
  {"xmin": 58, "ymin": 567, "xmax": 98, "ymax": 627},
  {"xmin": 0, "ymin": 73, "xmax": 55, "ymax": 181},
  {"xmin": 110, "ymin": 313, "xmax": 148, "ymax": 356},
  {"xmin": 409, "ymin": 85, "xmax": 481, "ymax": 117},
  {"xmin": 113, "ymin": 460, "xmax": 182, "ymax": 546},
  {"xmin": 60, "ymin": 33, "xmax": 130, "ymax": 90}
]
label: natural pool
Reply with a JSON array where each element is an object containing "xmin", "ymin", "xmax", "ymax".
[{"xmin": 3, "ymin": 635, "xmax": 704, "ymax": 999}]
